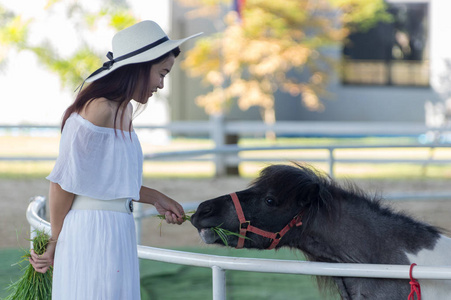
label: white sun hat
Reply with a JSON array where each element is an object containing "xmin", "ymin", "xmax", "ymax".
[{"xmin": 85, "ymin": 20, "xmax": 203, "ymax": 83}]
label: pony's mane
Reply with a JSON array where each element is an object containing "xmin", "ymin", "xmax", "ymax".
[
  {"xmin": 250, "ymin": 163, "xmax": 384, "ymax": 225},
  {"xmin": 251, "ymin": 163, "xmax": 442, "ymax": 236}
]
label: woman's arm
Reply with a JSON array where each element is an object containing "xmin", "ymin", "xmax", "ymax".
[
  {"xmin": 138, "ymin": 186, "xmax": 185, "ymax": 224},
  {"xmin": 29, "ymin": 182, "xmax": 74, "ymax": 273},
  {"xmin": 48, "ymin": 182, "xmax": 75, "ymax": 240}
]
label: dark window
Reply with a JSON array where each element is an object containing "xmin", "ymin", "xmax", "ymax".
[{"xmin": 342, "ymin": 3, "xmax": 429, "ymax": 86}]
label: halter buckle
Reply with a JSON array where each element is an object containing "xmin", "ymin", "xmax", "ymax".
[{"xmin": 240, "ymin": 221, "xmax": 250, "ymax": 229}]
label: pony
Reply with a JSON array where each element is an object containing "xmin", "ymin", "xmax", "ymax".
[{"xmin": 190, "ymin": 163, "xmax": 451, "ymax": 299}]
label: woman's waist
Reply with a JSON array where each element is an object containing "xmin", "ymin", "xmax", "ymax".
[{"xmin": 71, "ymin": 195, "xmax": 134, "ymax": 214}]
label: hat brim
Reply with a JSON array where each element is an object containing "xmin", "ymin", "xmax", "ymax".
[{"xmin": 85, "ymin": 32, "xmax": 203, "ymax": 83}]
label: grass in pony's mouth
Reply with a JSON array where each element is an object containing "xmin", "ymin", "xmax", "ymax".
[
  {"xmin": 156, "ymin": 212, "xmax": 250, "ymax": 246},
  {"xmin": 210, "ymin": 225, "xmax": 251, "ymax": 247}
]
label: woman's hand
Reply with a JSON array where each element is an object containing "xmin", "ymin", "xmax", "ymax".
[
  {"xmin": 139, "ymin": 186, "xmax": 186, "ymax": 224},
  {"xmin": 29, "ymin": 241, "xmax": 56, "ymax": 274},
  {"xmin": 154, "ymin": 195, "xmax": 185, "ymax": 225}
]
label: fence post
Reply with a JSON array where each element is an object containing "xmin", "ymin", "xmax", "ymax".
[
  {"xmin": 29, "ymin": 196, "xmax": 47, "ymax": 249},
  {"xmin": 212, "ymin": 266, "xmax": 226, "ymax": 300},
  {"xmin": 328, "ymin": 148, "xmax": 335, "ymax": 178},
  {"xmin": 210, "ymin": 114, "xmax": 226, "ymax": 176}
]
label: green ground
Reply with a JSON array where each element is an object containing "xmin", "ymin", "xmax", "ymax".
[{"xmin": 1, "ymin": 247, "xmax": 338, "ymax": 300}]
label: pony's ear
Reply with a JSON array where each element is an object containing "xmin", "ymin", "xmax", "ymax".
[
  {"xmin": 316, "ymin": 184, "xmax": 334, "ymax": 212},
  {"xmin": 298, "ymin": 182, "xmax": 333, "ymax": 212},
  {"xmin": 297, "ymin": 182, "xmax": 319, "ymax": 207}
]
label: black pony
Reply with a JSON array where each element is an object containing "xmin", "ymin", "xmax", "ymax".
[{"xmin": 191, "ymin": 163, "xmax": 451, "ymax": 299}]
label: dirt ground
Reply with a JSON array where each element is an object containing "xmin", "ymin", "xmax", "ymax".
[{"xmin": 1, "ymin": 176, "xmax": 451, "ymax": 249}]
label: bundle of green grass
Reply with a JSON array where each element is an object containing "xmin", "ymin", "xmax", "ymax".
[{"xmin": 5, "ymin": 229, "xmax": 52, "ymax": 300}]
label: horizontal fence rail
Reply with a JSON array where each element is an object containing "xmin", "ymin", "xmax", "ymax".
[
  {"xmin": 4, "ymin": 143, "xmax": 451, "ymax": 178},
  {"xmin": 27, "ymin": 196, "xmax": 451, "ymax": 300},
  {"xmin": 3, "ymin": 119, "xmax": 451, "ymax": 176},
  {"xmin": 0, "ymin": 120, "xmax": 438, "ymax": 135},
  {"xmin": 4, "ymin": 119, "xmax": 451, "ymax": 136}
]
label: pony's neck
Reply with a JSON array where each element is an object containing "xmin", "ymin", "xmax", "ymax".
[{"xmin": 297, "ymin": 198, "xmax": 440, "ymax": 264}]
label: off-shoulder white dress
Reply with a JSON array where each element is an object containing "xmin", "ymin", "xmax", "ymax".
[{"xmin": 47, "ymin": 113, "xmax": 143, "ymax": 300}]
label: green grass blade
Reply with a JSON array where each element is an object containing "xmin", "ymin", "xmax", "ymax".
[
  {"xmin": 211, "ymin": 225, "xmax": 252, "ymax": 247},
  {"xmin": 4, "ymin": 229, "xmax": 52, "ymax": 300}
]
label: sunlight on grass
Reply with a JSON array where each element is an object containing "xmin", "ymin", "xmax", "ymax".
[
  {"xmin": 239, "ymin": 162, "xmax": 451, "ymax": 179},
  {"xmin": 334, "ymin": 163, "xmax": 451, "ymax": 179},
  {"xmin": 3, "ymin": 161, "xmax": 449, "ymax": 180},
  {"xmin": 0, "ymin": 162, "xmax": 55, "ymax": 179},
  {"xmin": 143, "ymin": 161, "xmax": 215, "ymax": 178},
  {"xmin": 0, "ymin": 136, "xmax": 60, "ymax": 156}
]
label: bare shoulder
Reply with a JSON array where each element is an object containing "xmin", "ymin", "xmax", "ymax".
[
  {"xmin": 123, "ymin": 102, "xmax": 134, "ymax": 131},
  {"xmin": 79, "ymin": 98, "xmax": 116, "ymax": 128},
  {"xmin": 126, "ymin": 102, "xmax": 134, "ymax": 119}
]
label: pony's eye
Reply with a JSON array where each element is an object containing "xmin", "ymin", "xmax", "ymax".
[{"xmin": 265, "ymin": 198, "xmax": 276, "ymax": 207}]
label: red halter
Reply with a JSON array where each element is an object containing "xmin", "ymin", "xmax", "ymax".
[{"xmin": 230, "ymin": 192, "xmax": 304, "ymax": 250}]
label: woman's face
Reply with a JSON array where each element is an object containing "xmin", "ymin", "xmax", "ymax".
[{"xmin": 135, "ymin": 55, "xmax": 175, "ymax": 104}]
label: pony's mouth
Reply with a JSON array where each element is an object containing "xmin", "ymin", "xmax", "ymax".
[{"xmin": 198, "ymin": 228, "xmax": 217, "ymax": 244}]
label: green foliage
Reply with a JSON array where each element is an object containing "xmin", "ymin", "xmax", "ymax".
[
  {"xmin": 29, "ymin": 45, "xmax": 103, "ymax": 88},
  {"xmin": 329, "ymin": 0, "xmax": 393, "ymax": 32},
  {"xmin": 0, "ymin": 6, "xmax": 28, "ymax": 68},
  {"xmin": 87, "ymin": 7, "xmax": 138, "ymax": 31},
  {"xmin": 0, "ymin": 2, "xmax": 138, "ymax": 90},
  {"xmin": 0, "ymin": 15, "xmax": 29, "ymax": 46},
  {"xmin": 108, "ymin": 9, "xmax": 138, "ymax": 30},
  {"xmin": 44, "ymin": 0, "xmax": 62, "ymax": 9}
]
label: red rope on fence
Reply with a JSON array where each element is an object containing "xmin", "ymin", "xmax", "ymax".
[{"xmin": 408, "ymin": 263, "xmax": 421, "ymax": 300}]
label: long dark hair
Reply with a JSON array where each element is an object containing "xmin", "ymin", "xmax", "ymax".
[{"xmin": 62, "ymin": 47, "xmax": 181, "ymax": 132}]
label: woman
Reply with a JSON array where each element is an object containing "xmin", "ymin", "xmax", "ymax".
[{"xmin": 29, "ymin": 20, "xmax": 202, "ymax": 299}]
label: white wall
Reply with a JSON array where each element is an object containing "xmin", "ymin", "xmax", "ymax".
[{"xmin": 429, "ymin": 0, "xmax": 451, "ymax": 98}]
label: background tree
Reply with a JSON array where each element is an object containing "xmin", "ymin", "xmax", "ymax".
[
  {"xmin": 0, "ymin": 0, "xmax": 137, "ymax": 89},
  {"xmin": 180, "ymin": 0, "xmax": 392, "ymax": 132}
]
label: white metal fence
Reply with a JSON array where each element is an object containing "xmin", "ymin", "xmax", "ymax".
[
  {"xmin": 3, "ymin": 142, "xmax": 451, "ymax": 178},
  {"xmin": 27, "ymin": 196, "xmax": 451, "ymax": 300},
  {"xmin": 2, "ymin": 119, "xmax": 451, "ymax": 177},
  {"xmin": 143, "ymin": 143, "xmax": 451, "ymax": 178}
]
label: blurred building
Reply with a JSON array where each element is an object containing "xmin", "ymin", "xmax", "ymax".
[{"xmin": 170, "ymin": 0, "xmax": 450, "ymax": 129}]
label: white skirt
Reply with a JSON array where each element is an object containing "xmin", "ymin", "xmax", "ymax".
[{"xmin": 52, "ymin": 208, "xmax": 141, "ymax": 299}]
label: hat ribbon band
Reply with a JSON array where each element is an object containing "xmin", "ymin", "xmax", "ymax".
[{"xmin": 85, "ymin": 36, "xmax": 170, "ymax": 81}]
